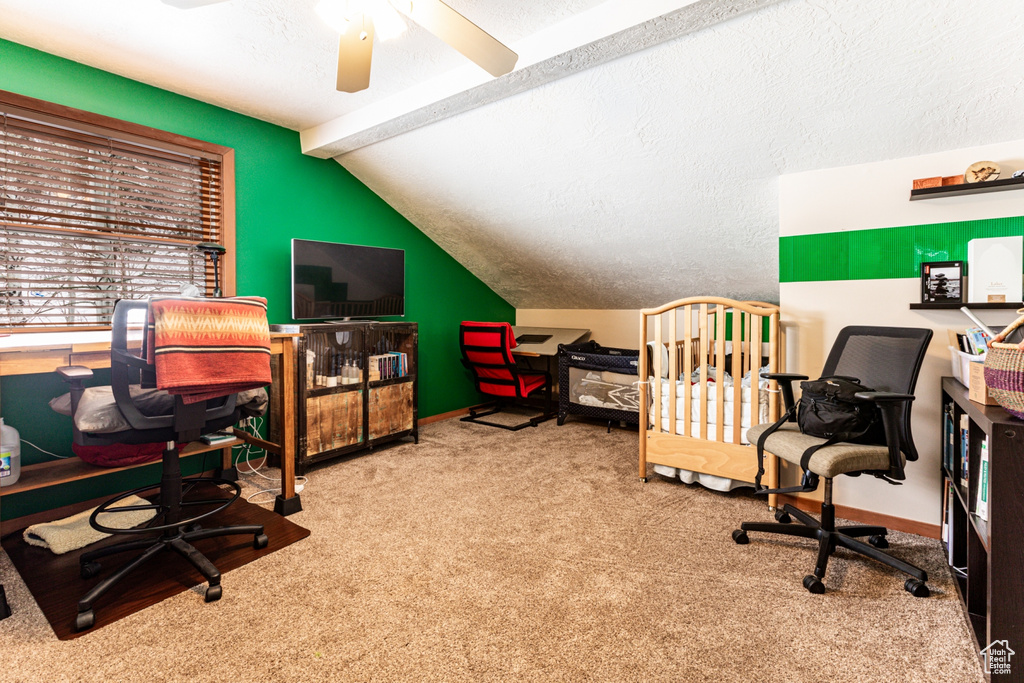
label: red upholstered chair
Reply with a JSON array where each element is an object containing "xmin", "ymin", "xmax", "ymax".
[{"xmin": 459, "ymin": 321, "xmax": 553, "ymax": 430}]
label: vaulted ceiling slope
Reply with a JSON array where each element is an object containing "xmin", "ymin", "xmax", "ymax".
[{"xmin": 1, "ymin": 0, "xmax": 1022, "ymax": 308}]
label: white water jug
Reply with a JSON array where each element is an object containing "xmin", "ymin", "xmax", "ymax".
[{"xmin": 0, "ymin": 418, "xmax": 21, "ymax": 488}]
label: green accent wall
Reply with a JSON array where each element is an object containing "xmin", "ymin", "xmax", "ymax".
[
  {"xmin": 780, "ymin": 215, "xmax": 1024, "ymax": 282},
  {"xmin": 0, "ymin": 39, "xmax": 513, "ymax": 519}
]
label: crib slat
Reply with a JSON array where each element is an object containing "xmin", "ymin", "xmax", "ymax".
[
  {"xmin": 715, "ymin": 305, "xmax": 726, "ymax": 443},
  {"xmin": 653, "ymin": 314, "xmax": 663, "ymax": 435},
  {"xmin": 731, "ymin": 306, "xmax": 742, "ymax": 445},
  {"xmin": 698, "ymin": 304, "xmax": 708, "ymax": 441},
  {"xmin": 667, "ymin": 307, "xmax": 678, "ymax": 438},
  {"xmin": 743, "ymin": 312, "xmax": 751, "ymax": 384},
  {"xmin": 752, "ymin": 309, "xmax": 763, "ymax": 427},
  {"xmin": 683, "ymin": 305, "xmax": 692, "ymax": 438},
  {"xmin": 767, "ymin": 311, "xmax": 780, "ymax": 507},
  {"xmin": 768, "ymin": 312, "xmax": 779, "ymax": 420},
  {"xmin": 639, "ymin": 310, "xmax": 649, "ymax": 480}
]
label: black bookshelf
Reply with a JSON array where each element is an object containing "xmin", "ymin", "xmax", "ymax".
[{"xmin": 941, "ymin": 377, "xmax": 1024, "ymax": 681}]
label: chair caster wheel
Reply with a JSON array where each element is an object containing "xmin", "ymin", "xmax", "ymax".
[
  {"xmin": 774, "ymin": 509, "xmax": 791, "ymax": 524},
  {"xmin": 205, "ymin": 584, "xmax": 222, "ymax": 603},
  {"xmin": 905, "ymin": 578, "xmax": 929, "ymax": 598},
  {"xmin": 75, "ymin": 610, "xmax": 95, "ymax": 631},
  {"xmin": 557, "ymin": 416, "xmax": 566, "ymax": 426},
  {"xmin": 80, "ymin": 561, "xmax": 102, "ymax": 580},
  {"xmin": 253, "ymin": 533, "xmax": 269, "ymax": 550},
  {"xmin": 732, "ymin": 530, "xmax": 749, "ymax": 545},
  {"xmin": 868, "ymin": 534, "xmax": 888, "ymax": 548},
  {"xmin": 803, "ymin": 575, "xmax": 825, "ymax": 594}
]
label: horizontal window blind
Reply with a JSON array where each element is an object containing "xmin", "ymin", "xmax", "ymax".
[{"xmin": 1, "ymin": 102, "xmax": 224, "ymax": 330}]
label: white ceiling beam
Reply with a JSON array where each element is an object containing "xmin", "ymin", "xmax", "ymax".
[{"xmin": 300, "ymin": 0, "xmax": 780, "ymax": 158}]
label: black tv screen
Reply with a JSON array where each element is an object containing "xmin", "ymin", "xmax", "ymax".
[{"xmin": 291, "ymin": 239, "xmax": 405, "ymax": 320}]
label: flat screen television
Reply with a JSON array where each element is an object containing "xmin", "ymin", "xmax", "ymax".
[{"xmin": 291, "ymin": 239, "xmax": 405, "ymax": 320}]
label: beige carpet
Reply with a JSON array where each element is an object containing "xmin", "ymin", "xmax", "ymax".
[{"xmin": 1, "ymin": 418, "xmax": 982, "ymax": 682}]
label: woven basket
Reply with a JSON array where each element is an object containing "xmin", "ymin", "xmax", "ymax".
[{"xmin": 984, "ymin": 309, "xmax": 1024, "ymax": 419}]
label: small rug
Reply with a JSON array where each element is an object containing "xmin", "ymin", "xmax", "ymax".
[
  {"xmin": 2, "ymin": 490, "xmax": 308, "ymax": 640},
  {"xmin": 23, "ymin": 495, "xmax": 157, "ymax": 555}
]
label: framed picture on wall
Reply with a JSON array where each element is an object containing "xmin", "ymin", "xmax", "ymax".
[{"xmin": 921, "ymin": 261, "xmax": 963, "ymax": 304}]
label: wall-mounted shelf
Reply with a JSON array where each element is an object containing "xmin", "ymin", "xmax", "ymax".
[
  {"xmin": 910, "ymin": 175, "xmax": 1024, "ymax": 200},
  {"xmin": 910, "ymin": 302, "xmax": 1023, "ymax": 310}
]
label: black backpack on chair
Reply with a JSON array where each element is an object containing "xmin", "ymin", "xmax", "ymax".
[
  {"xmin": 754, "ymin": 375, "xmax": 884, "ymax": 494},
  {"xmin": 797, "ymin": 376, "xmax": 885, "ymax": 444}
]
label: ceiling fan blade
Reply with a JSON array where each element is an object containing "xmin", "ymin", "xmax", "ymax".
[
  {"xmin": 160, "ymin": 0, "xmax": 230, "ymax": 8},
  {"xmin": 404, "ymin": 0, "xmax": 517, "ymax": 77},
  {"xmin": 336, "ymin": 13, "xmax": 375, "ymax": 93}
]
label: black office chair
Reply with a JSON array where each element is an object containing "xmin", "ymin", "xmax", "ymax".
[
  {"xmin": 733, "ymin": 326, "xmax": 933, "ymax": 596},
  {"xmin": 57, "ymin": 300, "xmax": 269, "ymax": 631}
]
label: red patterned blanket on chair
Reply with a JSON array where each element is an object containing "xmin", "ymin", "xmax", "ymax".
[{"xmin": 145, "ymin": 296, "xmax": 272, "ymax": 404}]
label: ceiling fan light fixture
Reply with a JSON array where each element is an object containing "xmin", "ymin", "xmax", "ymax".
[
  {"xmin": 366, "ymin": 0, "xmax": 406, "ymax": 40},
  {"xmin": 315, "ymin": 0, "xmax": 352, "ymax": 34},
  {"xmin": 317, "ymin": 0, "xmax": 405, "ymax": 40}
]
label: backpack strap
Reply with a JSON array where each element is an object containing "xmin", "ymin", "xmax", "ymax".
[
  {"xmin": 755, "ymin": 417, "xmax": 878, "ymax": 497},
  {"xmin": 753, "ymin": 404, "xmax": 817, "ymax": 496}
]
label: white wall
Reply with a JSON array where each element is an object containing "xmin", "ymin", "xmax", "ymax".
[
  {"xmin": 780, "ymin": 138, "xmax": 1024, "ymax": 525},
  {"xmin": 516, "ymin": 309, "xmax": 639, "ymax": 349},
  {"xmin": 781, "ymin": 139, "xmax": 1024, "ymax": 236}
]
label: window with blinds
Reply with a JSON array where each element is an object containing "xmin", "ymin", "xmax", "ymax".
[{"xmin": 0, "ymin": 91, "xmax": 231, "ymax": 331}]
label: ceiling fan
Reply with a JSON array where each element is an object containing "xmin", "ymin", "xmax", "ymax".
[{"xmin": 160, "ymin": 0, "xmax": 518, "ymax": 94}]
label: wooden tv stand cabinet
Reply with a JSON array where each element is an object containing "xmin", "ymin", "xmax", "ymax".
[{"xmin": 269, "ymin": 321, "xmax": 418, "ymax": 475}]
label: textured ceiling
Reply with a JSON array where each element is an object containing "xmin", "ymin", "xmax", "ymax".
[{"xmin": 2, "ymin": 0, "xmax": 1023, "ymax": 309}]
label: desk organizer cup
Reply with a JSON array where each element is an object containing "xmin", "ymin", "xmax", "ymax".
[{"xmin": 984, "ymin": 308, "xmax": 1024, "ymax": 419}]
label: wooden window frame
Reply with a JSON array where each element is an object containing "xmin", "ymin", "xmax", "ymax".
[{"xmin": 0, "ymin": 89, "xmax": 236, "ymax": 334}]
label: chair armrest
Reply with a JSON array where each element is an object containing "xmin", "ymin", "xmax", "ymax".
[
  {"xmin": 853, "ymin": 391, "xmax": 916, "ymax": 479},
  {"xmin": 56, "ymin": 365, "xmax": 93, "ymax": 422},
  {"xmin": 762, "ymin": 373, "xmax": 809, "ymax": 381},
  {"xmin": 853, "ymin": 391, "xmax": 914, "ymax": 403},
  {"xmin": 763, "ymin": 373, "xmax": 809, "ymax": 416},
  {"xmin": 56, "ymin": 365, "xmax": 94, "ymax": 383}
]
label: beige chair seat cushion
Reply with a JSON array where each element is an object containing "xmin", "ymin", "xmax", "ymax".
[{"xmin": 746, "ymin": 422, "xmax": 901, "ymax": 479}]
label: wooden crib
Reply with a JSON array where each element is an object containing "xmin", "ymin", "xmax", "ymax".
[{"xmin": 638, "ymin": 297, "xmax": 783, "ymax": 508}]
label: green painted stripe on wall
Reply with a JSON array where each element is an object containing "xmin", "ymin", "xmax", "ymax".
[{"xmin": 780, "ymin": 216, "xmax": 1024, "ymax": 282}]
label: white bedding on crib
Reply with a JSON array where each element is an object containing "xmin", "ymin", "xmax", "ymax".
[
  {"xmin": 647, "ymin": 418, "xmax": 756, "ymax": 444},
  {"xmin": 647, "ymin": 376, "xmax": 770, "ymax": 443}
]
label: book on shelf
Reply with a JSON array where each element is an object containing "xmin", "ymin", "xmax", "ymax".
[
  {"xmin": 963, "ymin": 327, "xmax": 991, "ymax": 355},
  {"xmin": 959, "ymin": 413, "xmax": 969, "ymax": 489},
  {"xmin": 975, "ymin": 436, "xmax": 990, "ymax": 521},
  {"xmin": 941, "ymin": 478, "xmax": 950, "ymax": 545},
  {"xmin": 367, "ymin": 352, "xmax": 408, "ymax": 381},
  {"xmin": 945, "ymin": 481, "xmax": 956, "ymax": 566},
  {"xmin": 943, "ymin": 403, "xmax": 955, "ymax": 473}
]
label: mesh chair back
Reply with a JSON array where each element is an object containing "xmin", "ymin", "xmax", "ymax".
[{"xmin": 821, "ymin": 326, "xmax": 932, "ymax": 460}]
